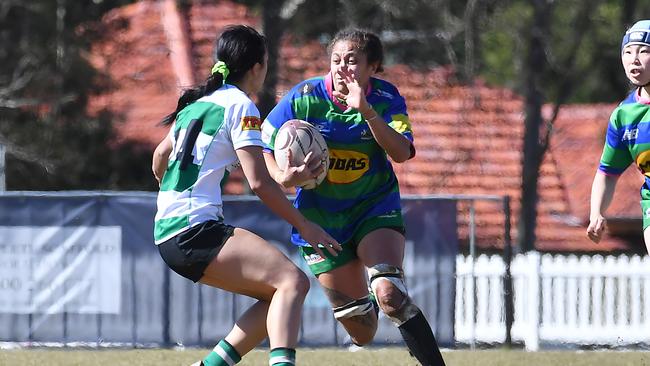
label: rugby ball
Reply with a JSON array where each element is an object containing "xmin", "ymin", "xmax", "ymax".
[{"xmin": 274, "ymin": 119, "xmax": 329, "ymax": 189}]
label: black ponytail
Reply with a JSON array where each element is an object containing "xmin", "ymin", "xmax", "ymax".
[
  {"xmin": 160, "ymin": 73, "xmax": 223, "ymax": 126},
  {"xmin": 160, "ymin": 25, "xmax": 266, "ymax": 126}
]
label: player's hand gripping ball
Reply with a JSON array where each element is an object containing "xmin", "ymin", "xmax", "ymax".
[{"xmin": 274, "ymin": 119, "xmax": 329, "ymax": 189}]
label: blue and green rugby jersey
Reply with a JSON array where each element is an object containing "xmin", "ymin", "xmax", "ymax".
[
  {"xmin": 262, "ymin": 73, "xmax": 414, "ymax": 246},
  {"xmin": 599, "ymin": 90, "xmax": 650, "ymax": 199}
]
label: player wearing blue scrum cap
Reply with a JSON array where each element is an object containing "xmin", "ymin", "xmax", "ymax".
[{"xmin": 588, "ymin": 20, "xmax": 650, "ymax": 253}]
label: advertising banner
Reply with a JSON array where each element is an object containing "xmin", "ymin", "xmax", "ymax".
[{"xmin": 0, "ymin": 192, "xmax": 457, "ymax": 346}]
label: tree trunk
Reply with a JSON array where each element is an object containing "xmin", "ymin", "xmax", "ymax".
[
  {"xmin": 518, "ymin": 0, "xmax": 551, "ymax": 252},
  {"xmin": 258, "ymin": 1, "xmax": 286, "ymax": 119},
  {"xmin": 463, "ymin": 0, "xmax": 479, "ymax": 83},
  {"xmin": 621, "ymin": 0, "xmax": 637, "ymax": 27}
]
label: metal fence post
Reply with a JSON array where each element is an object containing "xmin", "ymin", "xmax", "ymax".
[
  {"xmin": 163, "ymin": 267, "xmax": 171, "ymax": 347},
  {"xmin": 0, "ymin": 143, "xmax": 5, "ymax": 191},
  {"xmin": 503, "ymin": 195, "xmax": 514, "ymax": 347}
]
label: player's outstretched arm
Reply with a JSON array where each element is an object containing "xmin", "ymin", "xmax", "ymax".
[
  {"xmin": 152, "ymin": 135, "xmax": 172, "ymax": 185},
  {"xmin": 237, "ymin": 145, "xmax": 341, "ymax": 256},
  {"xmin": 587, "ymin": 171, "xmax": 619, "ymax": 243}
]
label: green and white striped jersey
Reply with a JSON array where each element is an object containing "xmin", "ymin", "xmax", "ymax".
[{"xmin": 154, "ymin": 85, "xmax": 264, "ymax": 244}]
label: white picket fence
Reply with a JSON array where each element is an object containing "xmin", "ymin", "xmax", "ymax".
[{"xmin": 455, "ymin": 252, "xmax": 650, "ymax": 350}]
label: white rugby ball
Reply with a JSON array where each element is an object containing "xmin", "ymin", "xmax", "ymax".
[{"xmin": 274, "ymin": 119, "xmax": 329, "ymax": 189}]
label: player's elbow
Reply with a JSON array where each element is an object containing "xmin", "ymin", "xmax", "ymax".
[
  {"xmin": 389, "ymin": 143, "xmax": 415, "ymax": 164},
  {"xmin": 249, "ymin": 173, "xmax": 280, "ymax": 194},
  {"xmin": 390, "ymin": 151, "xmax": 412, "ymax": 164},
  {"xmin": 391, "ymin": 155, "xmax": 409, "ymax": 164},
  {"xmin": 248, "ymin": 178, "xmax": 265, "ymax": 193}
]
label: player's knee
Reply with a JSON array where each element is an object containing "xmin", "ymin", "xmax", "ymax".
[
  {"xmin": 333, "ymin": 296, "xmax": 377, "ymax": 346},
  {"xmin": 349, "ymin": 330, "xmax": 375, "ymax": 346},
  {"xmin": 368, "ymin": 264, "xmax": 408, "ymax": 314},
  {"xmin": 374, "ymin": 281, "xmax": 407, "ymax": 316},
  {"xmin": 281, "ymin": 267, "xmax": 310, "ymax": 297},
  {"xmin": 368, "ymin": 264, "xmax": 420, "ymax": 324}
]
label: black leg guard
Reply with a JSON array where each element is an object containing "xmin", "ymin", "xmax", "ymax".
[{"xmin": 398, "ymin": 310, "xmax": 446, "ymax": 366}]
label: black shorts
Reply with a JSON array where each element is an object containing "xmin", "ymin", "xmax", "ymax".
[{"xmin": 158, "ymin": 220, "xmax": 235, "ymax": 282}]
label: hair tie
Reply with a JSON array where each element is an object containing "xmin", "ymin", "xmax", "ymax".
[{"xmin": 211, "ymin": 61, "xmax": 230, "ymax": 84}]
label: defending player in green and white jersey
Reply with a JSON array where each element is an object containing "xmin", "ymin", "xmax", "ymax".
[
  {"xmin": 152, "ymin": 25, "xmax": 339, "ymax": 366},
  {"xmin": 154, "ymin": 85, "xmax": 266, "ymax": 243}
]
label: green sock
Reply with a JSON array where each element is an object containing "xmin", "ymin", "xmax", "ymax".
[
  {"xmin": 269, "ymin": 347, "xmax": 296, "ymax": 366},
  {"xmin": 203, "ymin": 339, "xmax": 241, "ymax": 366}
]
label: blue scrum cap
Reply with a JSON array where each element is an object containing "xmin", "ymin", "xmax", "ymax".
[{"xmin": 622, "ymin": 20, "xmax": 650, "ymax": 50}]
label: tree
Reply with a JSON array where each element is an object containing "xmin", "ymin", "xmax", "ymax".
[
  {"xmin": 0, "ymin": 0, "xmax": 154, "ymax": 190},
  {"xmin": 516, "ymin": 0, "xmax": 600, "ymax": 251},
  {"xmin": 258, "ymin": 0, "xmax": 288, "ymax": 118}
]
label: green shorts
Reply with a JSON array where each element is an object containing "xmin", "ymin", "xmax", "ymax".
[
  {"xmin": 299, "ymin": 211, "xmax": 405, "ymax": 276},
  {"xmin": 642, "ymin": 200, "xmax": 650, "ymax": 230}
]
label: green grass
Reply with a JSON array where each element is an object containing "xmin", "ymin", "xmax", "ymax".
[{"xmin": 1, "ymin": 348, "xmax": 649, "ymax": 366}]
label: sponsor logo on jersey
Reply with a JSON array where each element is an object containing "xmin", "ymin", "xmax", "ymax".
[
  {"xmin": 241, "ymin": 116, "xmax": 262, "ymax": 131},
  {"xmin": 373, "ymin": 89, "xmax": 395, "ymax": 99},
  {"xmin": 622, "ymin": 128, "xmax": 639, "ymax": 141},
  {"xmin": 645, "ymin": 207, "xmax": 650, "ymax": 219},
  {"xmin": 304, "ymin": 253, "xmax": 325, "ymax": 265},
  {"xmin": 636, "ymin": 150, "xmax": 650, "ymax": 176},
  {"xmin": 360, "ymin": 128, "xmax": 374, "ymax": 140},
  {"xmin": 300, "ymin": 82, "xmax": 315, "ymax": 95},
  {"xmin": 327, "ymin": 149, "xmax": 369, "ymax": 184}
]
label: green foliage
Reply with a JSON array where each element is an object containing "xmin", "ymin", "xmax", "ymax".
[
  {"xmin": 480, "ymin": 2, "xmax": 530, "ymax": 90},
  {"xmin": 3, "ymin": 0, "xmax": 649, "ymax": 190},
  {"xmin": 0, "ymin": 0, "xmax": 156, "ymax": 191},
  {"xmin": 478, "ymin": 0, "xmax": 650, "ymax": 103}
]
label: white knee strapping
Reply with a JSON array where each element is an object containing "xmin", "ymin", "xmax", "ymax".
[
  {"xmin": 332, "ymin": 296, "xmax": 375, "ymax": 319},
  {"xmin": 368, "ymin": 264, "xmax": 419, "ymax": 325},
  {"xmin": 368, "ymin": 264, "xmax": 408, "ymax": 299}
]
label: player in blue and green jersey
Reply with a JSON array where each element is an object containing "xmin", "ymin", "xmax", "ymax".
[
  {"xmin": 589, "ymin": 19, "xmax": 650, "ymax": 254},
  {"xmin": 262, "ymin": 29, "xmax": 446, "ymax": 366},
  {"xmin": 152, "ymin": 25, "xmax": 339, "ymax": 366}
]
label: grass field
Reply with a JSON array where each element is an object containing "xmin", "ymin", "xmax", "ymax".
[{"xmin": 1, "ymin": 347, "xmax": 649, "ymax": 366}]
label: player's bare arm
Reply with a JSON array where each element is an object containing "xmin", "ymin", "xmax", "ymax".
[
  {"xmin": 237, "ymin": 145, "xmax": 341, "ymax": 257},
  {"xmin": 263, "ymin": 150, "xmax": 322, "ymax": 188},
  {"xmin": 587, "ymin": 172, "xmax": 619, "ymax": 243},
  {"xmin": 152, "ymin": 135, "xmax": 172, "ymax": 184}
]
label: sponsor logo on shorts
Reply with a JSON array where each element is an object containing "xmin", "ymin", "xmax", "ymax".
[
  {"xmin": 304, "ymin": 253, "xmax": 325, "ymax": 265},
  {"xmin": 327, "ymin": 149, "xmax": 369, "ymax": 184},
  {"xmin": 241, "ymin": 116, "xmax": 262, "ymax": 131}
]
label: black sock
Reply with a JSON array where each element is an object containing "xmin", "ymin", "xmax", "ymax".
[{"xmin": 398, "ymin": 310, "xmax": 446, "ymax": 366}]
